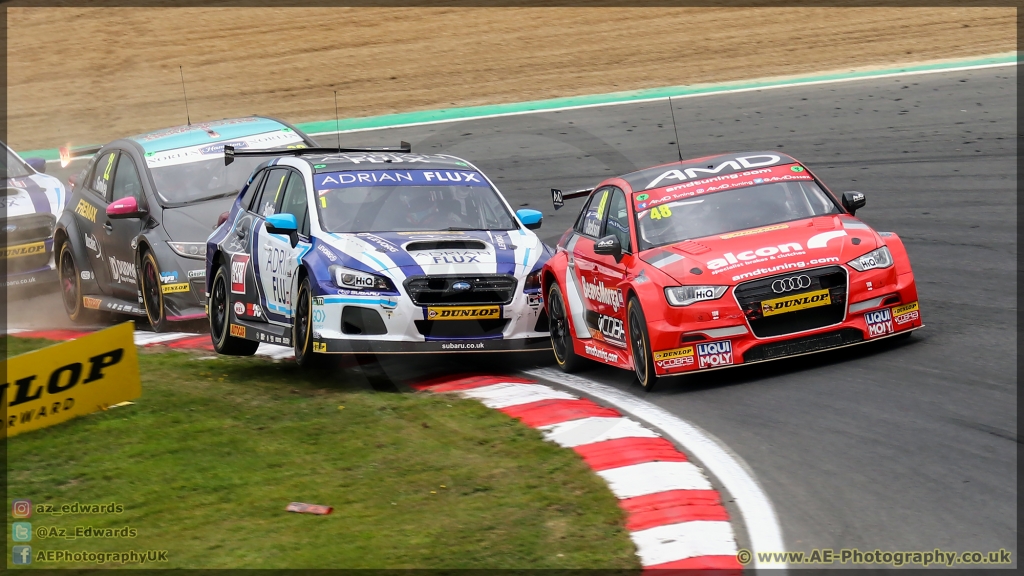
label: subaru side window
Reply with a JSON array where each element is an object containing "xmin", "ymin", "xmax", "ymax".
[
  {"xmin": 279, "ymin": 171, "xmax": 310, "ymax": 237},
  {"xmin": 574, "ymin": 188, "xmax": 609, "ymax": 238},
  {"xmin": 252, "ymin": 168, "xmax": 289, "ymax": 218},
  {"xmin": 88, "ymin": 151, "xmax": 118, "ymax": 199},
  {"xmin": 240, "ymin": 169, "xmax": 266, "ymax": 212},
  {"xmin": 602, "ymin": 187, "xmax": 631, "ymax": 252},
  {"xmin": 110, "ymin": 154, "xmax": 144, "ymax": 204}
]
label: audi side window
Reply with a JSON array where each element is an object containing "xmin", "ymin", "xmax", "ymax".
[
  {"xmin": 575, "ymin": 189, "xmax": 609, "ymax": 238},
  {"xmin": 602, "ymin": 187, "xmax": 631, "ymax": 252},
  {"xmin": 252, "ymin": 168, "xmax": 289, "ymax": 218}
]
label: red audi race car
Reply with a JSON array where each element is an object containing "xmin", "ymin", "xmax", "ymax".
[{"xmin": 542, "ymin": 151, "xmax": 923, "ymax": 389}]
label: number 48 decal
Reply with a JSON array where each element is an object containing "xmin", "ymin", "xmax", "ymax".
[{"xmin": 649, "ymin": 205, "xmax": 673, "ymax": 220}]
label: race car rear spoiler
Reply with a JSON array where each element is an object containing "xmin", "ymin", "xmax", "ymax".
[
  {"xmin": 223, "ymin": 142, "xmax": 411, "ymax": 165},
  {"xmin": 551, "ymin": 188, "xmax": 593, "ymax": 210},
  {"xmin": 58, "ymin": 144, "xmax": 104, "ymax": 168}
]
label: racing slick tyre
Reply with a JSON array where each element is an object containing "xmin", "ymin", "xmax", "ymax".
[
  {"xmin": 547, "ymin": 282, "xmax": 583, "ymax": 373},
  {"xmin": 293, "ymin": 275, "xmax": 327, "ymax": 369},
  {"xmin": 140, "ymin": 251, "xmax": 169, "ymax": 333},
  {"xmin": 58, "ymin": 241, "xmax": 95, "ymax": 324},
  {"xmin": 627, "ymin": 296, "xmax": 659, "ymax": 391},
  {"xmin": 209, "ymin": 264, "xmax": 259, "ymax": 356}
]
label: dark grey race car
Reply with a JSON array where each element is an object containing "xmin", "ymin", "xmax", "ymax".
[{"xmin": 54, "ymin": 115, "xmax": 317, "ymax": 330}]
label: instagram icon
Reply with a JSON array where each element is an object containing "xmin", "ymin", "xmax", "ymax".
[{"xmin": 12, "ymin": 499, "xmax": 32, "ymax": 518}]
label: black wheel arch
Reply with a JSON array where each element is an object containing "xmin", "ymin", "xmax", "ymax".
[{"xmin": 53, "ymin": 219, "xmax": 99, "ymax": 293}]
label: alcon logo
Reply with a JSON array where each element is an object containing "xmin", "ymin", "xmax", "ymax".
[
  {"xmin": 707, "ymin": 231, "xmax": 848, "ymax": 270},
  {"xmin": 581, "ymin": 277, "xmax": 624, "ymax": 312}
]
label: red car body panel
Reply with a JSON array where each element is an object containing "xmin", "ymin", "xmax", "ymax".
[{"xmin": 542, "ymin": 151, "xmax": 923, "ymax": 378}]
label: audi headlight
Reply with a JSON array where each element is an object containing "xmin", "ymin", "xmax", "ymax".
[
  {"xmin": 664, "ymin": 285, "xmax": 729, "ymax": 306},
  {"xmin": 329, "ymin": 264, "xmax": 393, "ymax": 291},
  {"xmin": 523, "ymin": 269, "xmax": 542, "ymax": 292},
  {"xmin": 846, "ymin": 246, "xmax": 893, "ymax": 272},
  {"xmin": 167, "ymin": 241, "xmax": 206, "ymax": 260}
]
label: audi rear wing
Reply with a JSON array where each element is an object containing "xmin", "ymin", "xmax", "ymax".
[
  {"xmin": 223, "ymin": 142, "xmax": 411, "ymax": 165},
  {"xmin": 551, "ymin": 188, "xmax": 593, "ymax": 210}
]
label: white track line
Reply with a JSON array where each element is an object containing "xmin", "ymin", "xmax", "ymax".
[
  {"xmin": 525, "ymin": 367, "xmax": 787, "ymax": 570},
  {"xmin": 133, "ymin": 332, "xmax": 192, "ymax": 345}
]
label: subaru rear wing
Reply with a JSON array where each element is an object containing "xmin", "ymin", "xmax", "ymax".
[{"xmin": 223, "ymin": 142, "xmax": 411, "ymax": 165}]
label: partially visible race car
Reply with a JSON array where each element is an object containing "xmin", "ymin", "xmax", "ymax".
[
  {"xmin": 3, "ymin": 142, "xmax": 67, "ymax": 289},
  {"xmin": 53, "ymin": 116, "xmax": 317, "ymax": 330},
  {"xmin": 542, "ymin": 151, "xmax": 923, "ymax": 389},
  {"xmin": 205, "ymin": 146, "xmax": 551, "ymax": 364}
]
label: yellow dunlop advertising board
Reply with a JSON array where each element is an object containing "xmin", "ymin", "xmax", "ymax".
[{"xmin": 3, "ymin": 322, "xmax": 141, "ymax": 438}]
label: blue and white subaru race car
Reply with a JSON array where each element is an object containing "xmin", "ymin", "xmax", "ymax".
[
  {"xmin": 3, "ymin": 141, "xmax": 67, "ymax": 289},
  {"xmin": 205, "ymin": 145, "xmax": 552, "ymax": 364}
]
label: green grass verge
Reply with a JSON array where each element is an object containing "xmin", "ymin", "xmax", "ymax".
[{"xmin": 5, "ymin": 337, "xmax": 638, "ymax": 569}]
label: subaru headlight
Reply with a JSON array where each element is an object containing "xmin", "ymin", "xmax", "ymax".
[
  {"xmin": 523, "ymin": 269, "xmax": 542, "ymax": 292},
  {"xmin": 846, "ymin": 246, "xmax": 893, "ymax": 272},
  {"xmin": 329, "ymin": 265, "xmax": 393, "ymax": 291},
  {"xmin": 167, "ymin": 241, "xmax": 206, "ymax": 260},
  {"xmin": 664, "ymin": 286, "xmax": 729, "ymax": 306}
]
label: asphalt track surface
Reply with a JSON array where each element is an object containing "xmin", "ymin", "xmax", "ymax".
[{"xmin": 19, "ymin": 64, "xmax": 1017, "ymax": 560}]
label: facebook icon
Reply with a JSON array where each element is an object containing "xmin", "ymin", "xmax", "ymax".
[{"xmin": 12, "ymin": 545, "xmax": 32, "ymax": 565}]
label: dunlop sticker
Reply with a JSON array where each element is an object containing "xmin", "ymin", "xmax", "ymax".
[
  {"xmin": 161, "ymin": 282, "xmax": 190, "ymax": 294},
  {"xmin": 653, "ymin": 347, "xmax": 694, "ymax": 361},
  {"xmin": 426, "ymin": 306, "xmax": 500, "ymax": 320},
  {"xmin": 4, "ymin": 242, "xmax": 46, "ymax": 259},
  {"xmin": 762, "ymin": 289, "xmax": 831, "ymax": 317},
  {"xmin": 891, "ymin": 301, "xmax": 919, "ymax": 316},
  {"xmin": 2, "ymin": 322, "xmax": 141, "ymax": 437}
]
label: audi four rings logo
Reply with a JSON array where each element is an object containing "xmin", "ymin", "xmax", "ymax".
[{"xmin": 771, "ymin": 275, "xmax": 812, "ymax": 293}]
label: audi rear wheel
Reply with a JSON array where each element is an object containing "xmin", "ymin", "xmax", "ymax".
[{"xmin": 547, "ymin": 282, "xmax": 583, "ymax": 372}]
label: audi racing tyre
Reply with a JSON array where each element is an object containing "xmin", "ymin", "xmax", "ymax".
[
  {"xmin": 627, "ymin": 296, "xmax": 659, "ymax": 391},
  {"xmin": 293, "ymin": 275, "xmax": 327, "ymax": 369},
  {"xmin": 209, "ymin": 264, "xmax": 258, "ymax": 356},
  {"xmin": 58, "ymin": 241, "xmax": 95, "ymax": 324},
  {"xmin": 140, "ymin": 251, "xmax": 169, "ymax": 333},
  {"xmin": 547, "ymin": 282, "xmax": 583, "ymax": 373}
]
